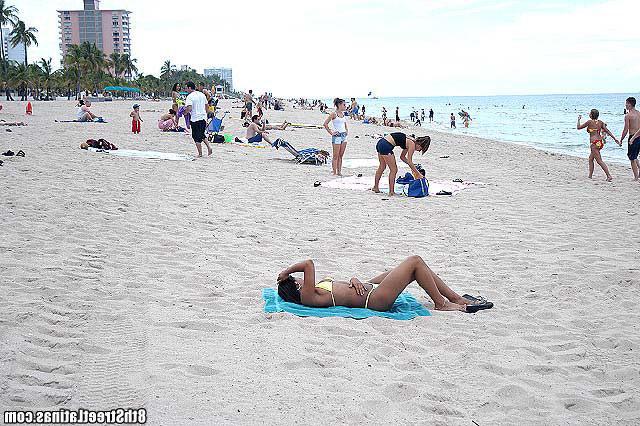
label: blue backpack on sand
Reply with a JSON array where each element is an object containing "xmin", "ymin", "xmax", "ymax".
[
  {"xmin": 405, "ymin": 177, "xmax": 429, "ymax": 198},
  {"xmin": 396, "ymin": 171, "xmax": 429, "ymax": 198}
]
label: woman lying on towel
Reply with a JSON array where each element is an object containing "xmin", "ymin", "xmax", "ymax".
[{"xmin": 277, "ymin": 256, "xmax": 493, "ymax": 313}]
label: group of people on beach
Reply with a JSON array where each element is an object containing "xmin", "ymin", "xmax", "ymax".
[
  {"xmin": 322, "ymin": 97, "xmax": 431, "ymax": 195},
  {"xmin": 578, "ymin": 97, "xmax": 640, "ymax": 181}
]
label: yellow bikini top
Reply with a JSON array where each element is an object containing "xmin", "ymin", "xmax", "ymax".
[{"xmin": 315, "ymin": 278, "xmax": 334, "ymax": 292}]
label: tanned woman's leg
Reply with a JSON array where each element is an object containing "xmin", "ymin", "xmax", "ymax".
[
  {"xmin": 372, "ymin": 154, "xmax": 387, "ymax": 193},
  {"xmin": 367, "ymin": 256, "xmax": 465, "ymax": 311}
]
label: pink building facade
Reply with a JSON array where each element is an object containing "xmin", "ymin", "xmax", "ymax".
[{"xmin": 58, "ymin": 0, "xmax": 131, "ymax": 63}]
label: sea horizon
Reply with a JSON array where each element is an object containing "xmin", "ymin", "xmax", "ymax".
[{"xmin": 320, "ymin": 92, "xmax": 638, "ymax": 165}]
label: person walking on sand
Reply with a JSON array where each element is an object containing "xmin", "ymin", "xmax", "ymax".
[
  {"xmin": 323, "ymin": 98, "xmax": 349, "ymax": 176},
  {"xmin": 450, "ymin": 113, "xmax": 456, "ymax": 129},
  {"xmin": 429, "ymin": 108, "xmax": 434, "ymax": 122},
  {"xmin": 130, "ymin": 104, "xmax": 143, "ymax": 134},
  {"xmin": 395, "ymin": 107, "xmax": 400, "ymax": 123},
  {"xmin": 421, "ymin": 109, "xmax": 426, "ymax": 123},
  {"xmin": 620, "ymin": 97, "xmax": 640, "ymax": 181},
  {"xmin": 349, "ymin": 98, "xmax": 359, "ymax": 119},
  {"xmin": 184, "ymin": 81, "xmax": 212, "ymax": 158},
  {"xmin": 244, "ymin": 90, "xmax": 256, "ymax": 119},
  {"xmin": 577, "ymin": 109, "xmax": 618, "ymax": 181},
  {"xmin": 372, "ymin": 133, "xmax": 431, "ymax": 196}
]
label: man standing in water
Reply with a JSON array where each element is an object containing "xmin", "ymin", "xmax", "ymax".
[
  {"xmin": 429, "ymin": 108, "xmax": 434, "ymax": 122},
  {"xmin": 184, "ymin": 81, "xmax": 212, "ymax": 157},
  {"xmin": 395, "ymin": 107, "xmax": 400, "ymax": 123},
  {"xmin": 620, "ymin": 97, "xmax": 640, "ymax": 180}
]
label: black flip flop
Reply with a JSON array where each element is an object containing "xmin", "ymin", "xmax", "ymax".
[
  {"xmin": 16, "ymin": 150, "xmax": 25, "ymax": 157},
  {"xmin": 453, "ymin": 178, "xmax": 463, "ymax": 183},
  {"xmin": 462, "ymin": 294, "xmax": 494, "ymax": 313},
  {"xmin": 314, "ymin": 181, "xmax": 321, "ymax": 187},
  {"xmin": 436, "ymin": 190, "xmax": 452, "ymax": 196},
  {"xmin": 2, "ymin": 150, "xmax": 14, "ymax": 156},
  {"xmin": 0, "ymin": 159, "xmax": 3, "ymax": 166}
]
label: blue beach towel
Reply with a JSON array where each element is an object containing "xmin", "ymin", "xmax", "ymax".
[{"xmin": 262, "ymin": 288, "xmax": 430, "ymax": 320}]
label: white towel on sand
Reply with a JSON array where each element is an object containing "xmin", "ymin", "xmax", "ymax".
[
  {"xmin": 322, "ymin": 175, "xmax": 477, "ymax": 196},
  {"xmin": 88, "ymin": 148, "xmax": 194, "ymax": 161}
]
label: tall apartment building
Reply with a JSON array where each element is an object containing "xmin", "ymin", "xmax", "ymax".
[
  {"xmin": 58, "ymin": 0, "xmax": 131, "ymax": 61},
  {"xmin": 204, "ymin": 68, "xmax": 233, "ymax": 91},
  {"xmin": 1, "ymin": 27, "xmax": 26, "ymax": 65}
]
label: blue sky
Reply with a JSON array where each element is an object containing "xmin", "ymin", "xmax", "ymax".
[{"xmin": 16, "ymin": 0, "xmax": 640, "ymax": 97}]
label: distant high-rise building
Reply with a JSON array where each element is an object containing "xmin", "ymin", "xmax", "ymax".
[
  {"xmin": 1, "ymin": 28, "xmax": 26, "ymax": 65},
  {"xmin": 204, "ymin": 68, "xmax": 233, "ymax": 90},
  {"xmin": 58, "ymin": 0, "xmax": 131, "ymax": 62}
]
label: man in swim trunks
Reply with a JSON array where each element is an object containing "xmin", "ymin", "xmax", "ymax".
[
  {"xmin": 246, "ymin": 114, "xmax": 275, "ymax": 145},
  {"xmin": 243, "ymin": 90, "xmax": 255, "ymax": 118},
  {"xmin": 620, "ymin": 97, "xmax": 640, "ymax": 181}
]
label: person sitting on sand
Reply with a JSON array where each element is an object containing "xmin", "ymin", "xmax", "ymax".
[
  {"xmin": 276, "ymin": 256, "xmax": 493, "ymax": 313},
  {"xmin": 158, "ymin": 109, "xmax": 178, "ymax": 131},
  {"xmin": 577, "ymin": 109, "xmax": 619, "ymax": 181},
  {"xmin": 246, "ymin": 114, "xmax": 275, "ymax": 145},
  {"xmin": 77, "ymin": 100, "xmax": 97, "ymax": 122},
  {"xmin": 372, "ymin": 132, "xmax": 430, "ymax": 196}
]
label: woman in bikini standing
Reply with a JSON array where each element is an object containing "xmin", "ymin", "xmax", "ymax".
[
  {"xmin": 276, "ymin": 256, "xmax": 493, "ymax": 313},
  {"xmin": 577, "ymin": 109, "xmax": 618, "ymax": 181}
]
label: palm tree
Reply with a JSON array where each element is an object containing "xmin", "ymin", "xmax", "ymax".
[
  {"xmin": 63, "ymin": 44, "xmax": 84, "ymax": 99},
  {"xmin": 9, "ymin": 62, "xmax": 29, "ymax": 100},
  {"xmin": 108, "ymin": 52, "xmax": 124, "ymax": 79},
  {"xmin": 9, "ymin": 20, "xmax": 38, "ymax": 67},
  {"xmin": 38, "ymin": 57, "xmax": 52, "ymax": 99},
  {"xmin": 0, "ymin": 0, "xmax": 18, "ymax": 70},
  {"xmin": 160, "ymin": 60, "xmax": 175, "ymax": 80},
  {"xmin": 121, "ymin": 54, "xmax": 138, "ymax": 81}
]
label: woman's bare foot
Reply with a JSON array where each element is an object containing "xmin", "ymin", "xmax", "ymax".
[
  {"xmin": 371, "ymin": 187, "xmax": 381, "ymax": 193},
  {"xmin": 451, "ymin": 296, "xmax": 472, "ymax": 306},
  {"xmin": 434, "ymin": 300, "xmax": 466, "ymax": 312},
  {"xmin": 388, "ymin": 192, "xmax": 395, "ymax": 197},
  {"xmin": 606, "ymin": 176, "xmax": 612, "ymax": 182}
]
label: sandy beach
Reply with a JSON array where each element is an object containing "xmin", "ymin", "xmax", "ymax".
[{"xmin": 1, "ymin": 99, "xmax": 639, "ymax": 425}]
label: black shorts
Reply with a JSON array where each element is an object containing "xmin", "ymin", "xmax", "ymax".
[
  {"xmin": 628, "ymin": 136, "xmax": 640, "ymax": 161},
  {"xmin": 191, "ymin": 120, "xmax": 206, "ymax": 143}
]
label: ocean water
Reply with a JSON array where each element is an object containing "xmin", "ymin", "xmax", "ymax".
[{"xmin": 339, "ymin": 94, "xmax": 637, "ymax": 164}]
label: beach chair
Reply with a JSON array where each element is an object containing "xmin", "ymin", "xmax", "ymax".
[
  {"xmin": 273, "ymin": 139, "xmax": 329, "ymax": 165},
  {"xmin": 206, "ymin": 112, "xmax": 227, "ymax": 142}
]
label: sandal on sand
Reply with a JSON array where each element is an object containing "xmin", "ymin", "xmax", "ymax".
[
  {"xmin": 462, "ymin": 294, "xmax": 494, "ymax": 313},
  {"xmin": 2, "ymin": 150, "xmax": 14, "ymax": 156},
  {"xmin": 16, "ymin": 150, "xmax": 25, "ymax": 157},
  {"xmin": 436, "ymin": 190, "xmax": 452, "ymax": 196},
  {"xmin": 314, "ymin": 181, "xmax": 321, "ymax": 187},
  {"xmin": 453, "ymin": 178, "xmax": 463, "ymax": 183}
]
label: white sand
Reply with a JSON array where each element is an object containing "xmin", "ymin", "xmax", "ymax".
[{"xmin": 1, "ymin": 99, "xmax": 639, "ymax": 425}]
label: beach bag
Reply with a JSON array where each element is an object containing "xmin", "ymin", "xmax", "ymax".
[
  {"xmin": 212, "ymin": 134, "xmax": 225, "ymax": 143},
  {"xmin": 405, "ymin": 178, "xmax": 429, "ymax": 198},
  {"xmin": 396, "ymin": 172, "xmax": 414, "ymax": 185}
]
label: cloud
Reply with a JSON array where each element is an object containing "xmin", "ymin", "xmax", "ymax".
[{"xmin": 16, "ymin": 0, "xmax": 640, "ymax": 96}]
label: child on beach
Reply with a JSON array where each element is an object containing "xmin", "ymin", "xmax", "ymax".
[
  {"xmin": 450, "ymin": 113, "xmax": 456, "ymax": 129},
  {"xmin": 130, "ymin": 104, "xmax": 143, "ymax": 134},
  {"xmin": 323, "ymin": 98, "xmax": 349, "ymax": 176},
  {"xmin": 577, "ymin": 109, "xmax": 619, "ymax": 181}
]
